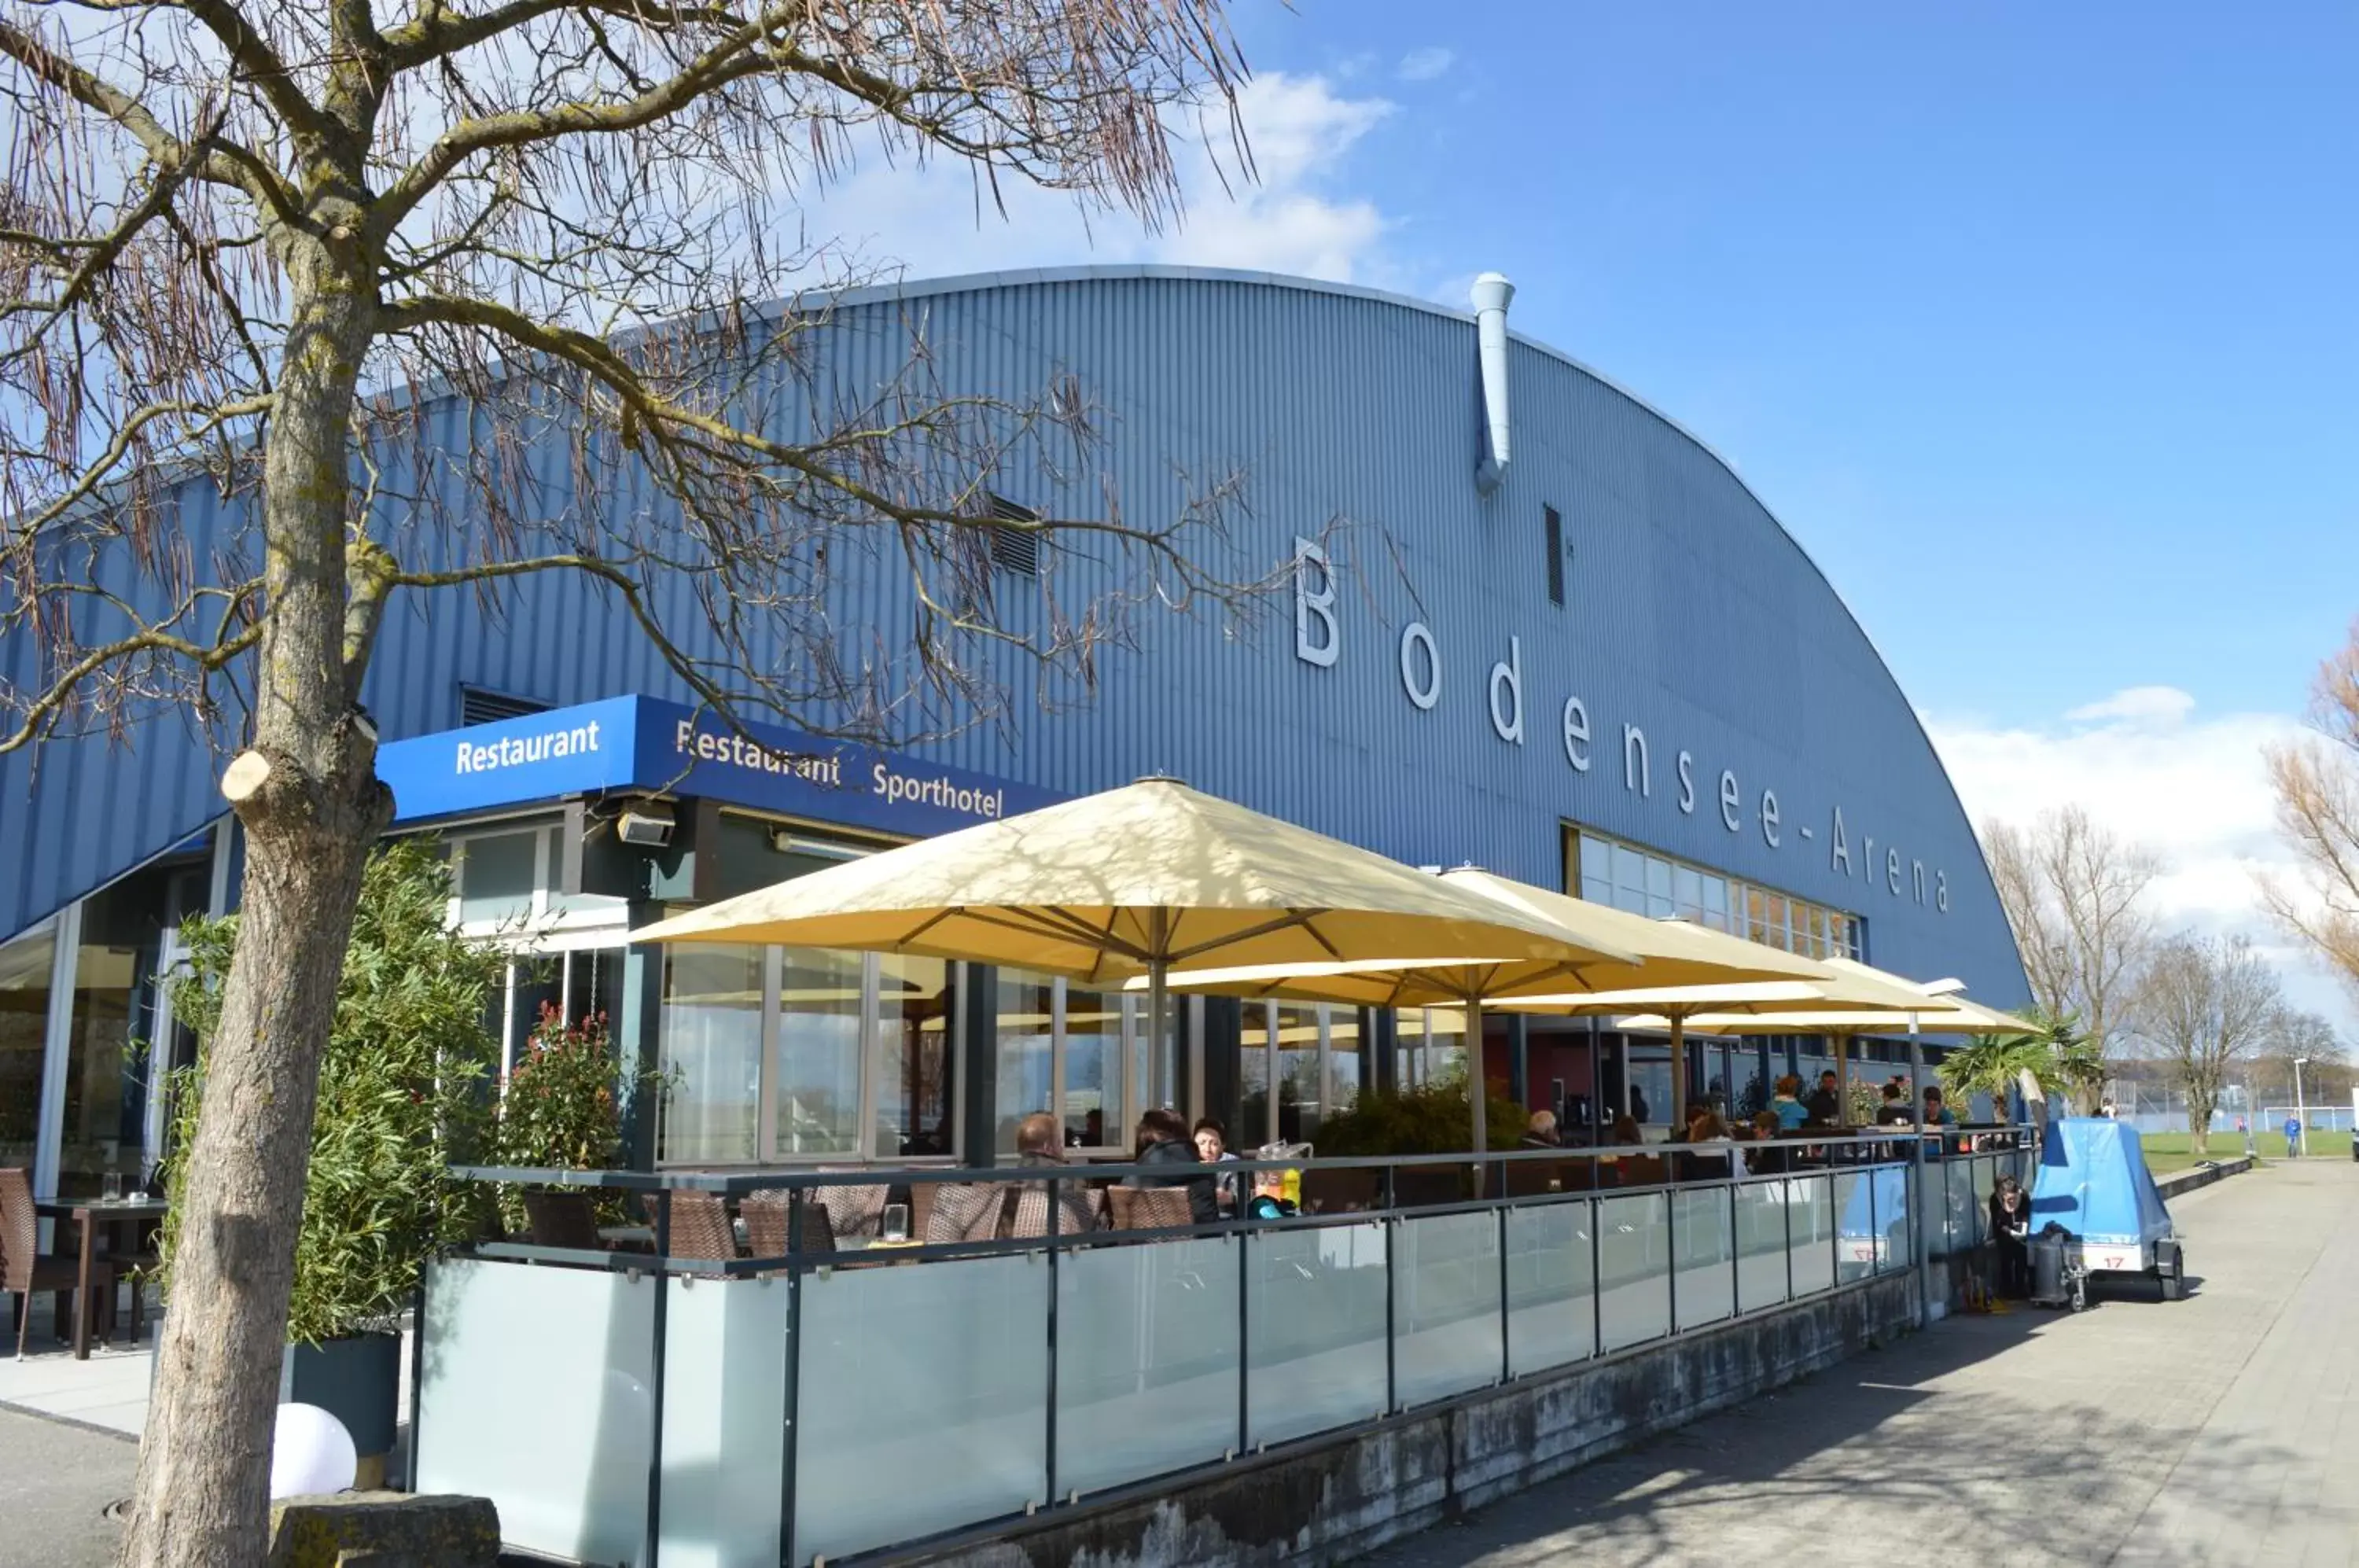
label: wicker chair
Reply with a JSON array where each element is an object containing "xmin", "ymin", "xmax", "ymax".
[
  {"xmin": 809, "ymin": 1174, "xmax": 892, "ymax": 1242},
  {"xmin": 1007, "ymin": 1183, "xmax": 1100, "ymax": 1239},
  {"xmin": 1105, "ymin": 1187, "xmax": 1193, "ymax": 1231},
  {"xmin": 923, "ymin": 1182, "xmax": 1004, "ymax": 1244},
  {"xmin": 521, "ymin": 1189, "xmax": 604, "ymax": 1250},
  {"xmin": 2, "ymin": 1168, "xmax": 113, "ymax": 1360},
  {"xmin": 649, "ymin": 1191, "xmax": 740, "ymax": 1271},
  {"xmin": 739, "ymin": 1191, "xmax": 836, "ymax": 1267}
]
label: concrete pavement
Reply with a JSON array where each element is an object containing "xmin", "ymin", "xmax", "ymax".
[
  {"xmin": 0, "ymin": 1406, "xmax": 136, "ymax": 1568},
  {"xmin": 1362, "ymin": 1159, "xmax": 2359, "ymax": 1568}
]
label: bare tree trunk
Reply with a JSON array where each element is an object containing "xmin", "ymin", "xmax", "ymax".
[{"xmin": 120, "ymin": 276, "xmax": 391, "ymax": 1568}]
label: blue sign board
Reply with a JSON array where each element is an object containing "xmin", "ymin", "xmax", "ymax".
[{"xmin": 375, "ymin": 695, "xmax": 1063, "ymax": 839}]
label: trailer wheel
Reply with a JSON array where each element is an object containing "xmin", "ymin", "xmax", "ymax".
[{"xmin": 2162, "ymin": 1263, "xmax": 2184, "ymax": 1301}]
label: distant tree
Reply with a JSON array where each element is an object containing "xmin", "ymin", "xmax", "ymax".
[
  {"xmin": 2248, "ymin": 1007, "xmax": 2350, "ymax": 1115},
  {"xmin": 2136, "ymin": 935, "xmax": 2282, "ymax": 1156},
  {"xmin": 2263, "ymin": 621, "xmax": 2359, "ymax": 1009},
  {"xmin": 1982, "ymin": 808, "xmax": 2164, "ymax": 1071}
]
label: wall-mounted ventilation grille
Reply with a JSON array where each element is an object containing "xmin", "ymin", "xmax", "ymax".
[
  {"xmin": 459, "ymin": 686, "xmax": 550, "ymax": 727},
  {"xmin": 1544, "ymin": 506, "xmax": 1565, "ymax": 606},
  {"xmin": 988, "ymin": 495, "xmax": 1040, "ymax": 577}
]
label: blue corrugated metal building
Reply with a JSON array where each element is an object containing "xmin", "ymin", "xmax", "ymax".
[{"xmin": 0, "ymin": 266, "xmax": 2027, "ymax": 1195}]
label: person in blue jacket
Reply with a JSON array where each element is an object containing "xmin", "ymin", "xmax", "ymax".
[{"xmin": 2284, "ymin": 1114, "xmax": 2302, "ymax": 1159}]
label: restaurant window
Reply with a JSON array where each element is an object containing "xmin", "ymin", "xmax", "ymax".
[
  {"xmin": 994, "ymin": 970, "xmax": 1056, "ymax": 1153},
  {"xmin": 778, "ymin": 948, "xmax": 866, "ymax": 1156},
  {"xmin": 1327, "ymin": 1009, "xmax": 1364, "ymax": 1120},
  {"xmin": 656, "ymin": 944, "xmax": 764, "ymax": 1166},
  {"xmin": 1275, "ymin": 1004, "xmax": 1322, "ymax": 1143},
  {"xmin": 874, "ymin": 955, "xmax": 955, "ymax": 1158},
  {"xmin": 1062, "ymin": 986, "xmax": 1126, "ymax": 1150},
  {"xmin": 0, "ymin": 922, "xmax": 57, "ymax": 1176}
]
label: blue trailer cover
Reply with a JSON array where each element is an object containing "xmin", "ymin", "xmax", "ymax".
[{"xmin": 2030, "ymin": 1117, "xmax": 2173, "ymax": 1247}]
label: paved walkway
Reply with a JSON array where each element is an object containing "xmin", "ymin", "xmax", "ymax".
[
  {"xmin": 1365, "ymin": 1159, "xmax": 2359, "ymax": 1568},
  {"xmin": 0, "ymin": 1406, "xmax": 135, "ymax": 1568}
]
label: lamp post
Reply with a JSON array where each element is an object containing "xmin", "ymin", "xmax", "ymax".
[{"xmin": 2295, "ymin": 1057, "xmax": 2310, "ymax": 1158}]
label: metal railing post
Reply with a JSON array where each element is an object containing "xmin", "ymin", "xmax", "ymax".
[
  {"xmin": 778, "ymin": 1189, "xmax": 803, "ymax": 1568},
  {"xmin": 1238, "ymin": 1201, "xmax": 1253, "ymax": 1452},
  {"xmin": 1045, "ymin": 1188, "xmax": 1061, "ymax": 1507},
  {"xmin": 1663, "ymin": 1185, "xmax": 1678, "ymax": 1337},
  {"xmin": 1727, "ymin": 1180, "xmax": 1739, "ymax": 1315},
  {"xmin": 646, "ymin": 1187, "xmax": 671, "ymax": 1568},
  {"xmin": 406, "ymin": 1278, "xmax": 426, "ymax": 1493},
  {"xmin": 1382, "ymin": 1161, "xmax": 1397, "ymax": 1415},
  {"xmin": 1588, "ymin": 1192, "xmax": 1603, "ymax": 1358},
  {"xmin": 1497, "ymin": 1199, "xmax": 1512, "ymax": 1385}
]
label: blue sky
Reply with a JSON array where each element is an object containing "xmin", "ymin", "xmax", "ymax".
[
  {"xmin": 1231, "ymin": 0, "xmax": 2359, "ymax": 728},
  {"xmin": 813, "ymin": 0, "xmax": 2359, "ymax": 1027}
]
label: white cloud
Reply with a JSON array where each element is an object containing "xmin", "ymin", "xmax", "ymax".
[
  {"xmin": 796, "ymin": 72, "xmax": 1395, "ymax": 285},
  {"xmin": 1926, "ymin": 686, "xmax": 2357, "ymax": 1036},
  {"xmin": 1397, "ymin": 47, "xmax": 1456, "ymax": 83}
]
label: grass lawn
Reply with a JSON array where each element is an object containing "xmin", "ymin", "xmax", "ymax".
[{"xmin": 2136, "ymin": 1127, "xmax": 2353, "ymax": 1172}]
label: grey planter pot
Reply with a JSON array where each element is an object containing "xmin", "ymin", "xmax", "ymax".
[{"xmin": 280, "ymin": 1330, "xmax": 402, "ymax": 1461}]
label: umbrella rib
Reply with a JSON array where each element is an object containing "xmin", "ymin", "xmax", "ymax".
[
  {"xmin": 1020, "ymin": 904, "xmax": 1154, "ymax": 961},
  {"xmin": 1166, "ymin": 909, "xmax": 1333, "ymax": 965},
  {"xmin": 936, "ymin": 905, "xmax": 1154, "ymax": 963}
]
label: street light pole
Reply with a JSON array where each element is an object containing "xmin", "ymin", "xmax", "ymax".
[{"xmin": 2295, "ymin": 1057, "xmax": 2310, "ymax": 1158}]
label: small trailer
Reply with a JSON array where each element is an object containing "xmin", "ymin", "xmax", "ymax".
[{"xmin": 2027, "ymin": 1117, "xmax": 2185, "ymax": 1307}]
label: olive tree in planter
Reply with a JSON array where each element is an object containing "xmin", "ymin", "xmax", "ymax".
[{"xmin": 158, "ymin": 838, "xmax": 501, "ymax": 1487}]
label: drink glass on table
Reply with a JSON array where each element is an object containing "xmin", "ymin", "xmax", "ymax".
[{"xmin": 101, "ymin": 1171, "xmax": 121, "ymax": 1203}]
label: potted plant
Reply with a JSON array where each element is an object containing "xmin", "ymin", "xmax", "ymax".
[
  {"xmin": 488, "ymin": 1003, "xmax": 659, "ymax": 1234},
  {"xmin": 156, "ymin": 839, "xmax": 502, "ymax": 1489}
]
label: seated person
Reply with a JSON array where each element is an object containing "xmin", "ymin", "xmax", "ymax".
[
  {"xmin": 1873, "ymin": 1083, "xmax": 1915, "ymax": 1126},
  {"xmin": 1805, "ymin": 1069, "xmax": 1842, "ymax": 1124},
  {"xmin": 1769, "ymin": 1075, "xmax": 1809, "ymax": 1130},
  {"xmin": 1128, "ymin": 1109, "xmax": 1220, "ymax": 1225},
  {"xmin": 1746, "ymin": 1110, "xmax": 1790, "ymax": 1173},
  {"xmin": 1521, "ymin": 1110, "xmax": 1563, "ymax": 1149}
]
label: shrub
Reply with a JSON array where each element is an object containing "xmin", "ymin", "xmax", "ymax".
[{"xmin": 159, "ymin": 839, "xmax": 503, "ymax": 1343}]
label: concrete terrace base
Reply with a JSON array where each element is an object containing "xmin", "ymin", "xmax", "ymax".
[{"xmin": 894, "ymin": 1273, "xmax": 1917, "ymax": 1568}]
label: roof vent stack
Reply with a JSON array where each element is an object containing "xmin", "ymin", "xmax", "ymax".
[{"xmin": 1471, "ymin": 271, "xmax": 1515, "ymax": 496}]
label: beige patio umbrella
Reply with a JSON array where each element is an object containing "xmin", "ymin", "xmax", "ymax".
[
  {"xmin": 1620, "ymin": 965, "xmax": 2036, "ymax": 1125},
  {"xmin": 1146, "ymin": 867, "xmax": 1833, "ymax": 1169},
  {"xmin": 1496, "ymin": 948, "xmax": 1956, "ymax": 1124},
  {"xmin": 632, "ymin": 778, "xmax": 1645, "ymax": 1107}
]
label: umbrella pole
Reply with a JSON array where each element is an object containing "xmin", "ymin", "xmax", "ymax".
[
  {"xmin": 1467, "ymin": 994, "xmax": 1488, "ymax": 1196},
  {"xmin": 1148, "ymin": 908, "xmax": 1170, "ymax": 1113},
  {"xmin": 1668, "ymin": 1010, "xmax": 1688, "ymax": 1125},
  {"xmin": 1834, "ymin": 1031, "xmax": 1850, "ymax": 1127}
]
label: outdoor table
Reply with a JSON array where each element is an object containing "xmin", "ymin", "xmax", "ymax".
[{"xmin": 33, "ymin": 1196, "xmax": 167, "ymax": 1360}]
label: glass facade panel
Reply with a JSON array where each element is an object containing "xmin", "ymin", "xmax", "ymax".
[
  {"xmin": 1673, "ymin": 865, "xmax": 1702, "ymax": 920},
  {"xmin": 1643, "ymin": 856, "xmax": 1674, "ymax": 917},
  {"xmin": 1611, "ymin": 844, "xmax": 1646, "ymax": 908},
  {"xmin": 1275, "ymin": 1004, "xmax": 1321, "ymax": 1143},
  {"xmin": 0, "ymin": 925, "xmax": 55, "ymax": 1175},
  {"xmin": 994, "ymin": 972, "xmax": 1055, "ymax": 1154},
  {"xmin": 1239, "ymin": 1000, "xmax": 1273, "ymax": 1145},
  {"xmin": 57, "ymin": 859, "xmax": 204, "ymax": 1196},
  {"xmin": 874, "ymin": 955, "xmax": 954, "ymax": 1158},
  {"xmin": 1062, "ymin": 988, "xmax": 1124, "ymax": 1150},
  {"xmin": 776, "ymin": 948, "xmax": 865, "ymax": 1157},
  {"xmin": 1327, "ymin": 1007, "xmax": 1364, "ymax": 1117},
  {"xmin": 656, "ymin": 944, "xmax": 764, "ymax": 1165}
]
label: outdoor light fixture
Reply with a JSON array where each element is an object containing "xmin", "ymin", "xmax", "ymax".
[{"xmin": 616, "ymin": 802, "xmax": 675, "ymax": 848}]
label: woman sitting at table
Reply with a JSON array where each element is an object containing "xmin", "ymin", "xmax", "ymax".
[
  {"xmin": 1746, "ymin": 1110, "xmax": 1790, "ymax": 1174},
  {"xmin": 1680, "ymin": 1109, "xmax": 1740, "ymax": 1180},
  {"xmin": 1193, "ymin": 1117, "xmax": 1243, "ymax": 1213},
  {"xmin": 1128, "ymin": 1110, "xmax": 1220, "ymax": 1225}
]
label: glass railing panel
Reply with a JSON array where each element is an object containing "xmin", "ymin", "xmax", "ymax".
[
  {"xmin": 1506, "ymin": 1198, "xmax": 1595, "ymax": 1375},
  {"xmin": 1057, "ymin": 1235, "xmax": 1241, "ymax": 1497},
  {"xmin": 416, "ymin": 1257, "xmax": 653, "ymax": 1567},
  {"xmin": 1670, "ymin": 1185, "xmax": 1733, "ymax": 1331},
  {"xmin": 794, "ymin": 1252, "xmax": 1048, "ymax": 1562},
  {"xmin": 1733, "ymin": 1179, "xmax": 1790, "ymax": 1314},
  {"xmin": 1393, "ymin": 1210, "xmax": 1503, "ymax": 1406},
  {"xmin": 1595, "ymin": 1192, "xmax": 1671, "ymax": 1352},
  {"xmin": 1245, "ymin": 1221, "xmax": 1389, "ymax": 1448}
]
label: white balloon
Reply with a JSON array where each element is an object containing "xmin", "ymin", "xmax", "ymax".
[{"xmin": 269, "ymin": 1403, "xmax": 358, "ymax": 1500}]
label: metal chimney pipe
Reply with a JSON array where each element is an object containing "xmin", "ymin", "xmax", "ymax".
[{"xmin": 1472, "ymin": 271, "xmax": 1515, "ymax": 495}]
